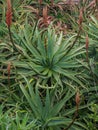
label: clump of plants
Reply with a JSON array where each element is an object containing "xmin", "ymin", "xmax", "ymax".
[{"xmin": 0, "ymin": 0, "xmax": 98, "ymax": 130}]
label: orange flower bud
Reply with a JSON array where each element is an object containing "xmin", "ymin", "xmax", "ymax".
[
  {"xmin": 38, "ymin": 0, "xmax": 42, "ymax": 4},
  {"xmin": 78, "ymin": 8, "xmax": 83, "ymax": 26},
  {"xmin": 43, "ymin": 6, "xmax": 48, "ymax": 24},
  {"xmin": 75, "ymin": 91, "xmax": 80, "ymax": 106},
  {"xmin": 6, "ymin": 0, "xmax": 12, "ymax": 27},
  {"xmin": 51, "ymin": 0, "xmax": 54, "ymax": 6}
]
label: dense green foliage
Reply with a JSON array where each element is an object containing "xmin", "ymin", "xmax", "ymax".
[{"xmin": 0, "ymin": 0, "xmax": 98, "ymax": 130}]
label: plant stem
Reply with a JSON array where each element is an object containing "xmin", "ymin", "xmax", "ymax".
[
  {"xmin": 64, "ymin": 105, "xmax": 79, "ymax": 130},
  {"xmin": 8, "ymin": 26, "xmax": 18, "ymax": 52},
  {"xmin": 32, "ymin": 2, "xmax": 41, "ymax": 36},
  {"xmin": 86, "ymin": 51, "xmax": 97, "ymax": 91},
  {"xmin": 65, "ymin": 28, "xmax": 81, "ymax": 55}
]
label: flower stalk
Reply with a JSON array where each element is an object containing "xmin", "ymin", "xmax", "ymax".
[
  {"xmin": 7, "ymin": 62, "xmax": 11, "ymax": 86},
  {"xmin": 6, "ymin": 0, "xmax": 17, "ymax": 51},
  {"xmin": 64, "ymin": 91, "xmax": 80, "ymax": 130},
  {"xmin": 86, "ymin": 34, "xmax": 89, "ymax": 62},
  {"xmin": 60, "ymin": 8, "xmax": 83, "ymax": 57}
]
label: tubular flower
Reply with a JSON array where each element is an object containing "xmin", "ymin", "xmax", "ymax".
[{"xmin": 6, "ymin": 0, "xmax": 12, "ymax": 27}]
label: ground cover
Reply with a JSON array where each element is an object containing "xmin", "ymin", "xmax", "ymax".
[{"xmin": 0, "ymin": 0, "xmax": 98, "ymax": 130}]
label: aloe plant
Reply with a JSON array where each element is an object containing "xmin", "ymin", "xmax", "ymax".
[
  {"xmin": 84, "ymin": 16, "xmax": 98, "ymax": 79},
  {"xmin": 1, "ymin": 20, "xmax": 88, "ymax": 88},
  {"xmin": 0, "ymin": 105, "xmax": 38, "ymax": 130},
  {"xmin": 19, "ymin": 76, "xmax": 88, "ymax": 130}
]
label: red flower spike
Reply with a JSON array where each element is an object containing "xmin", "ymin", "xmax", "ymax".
[
  {"xmin": 43, "ymin": 6, "xmax": 48, "ymax": 24},
  {"xmin": 78, "ymin": 8, "xmax": 83, "ymax": 27},
  {"xmin": 6, "ymin": 0, "xmax": 12, "ymax": 27}
]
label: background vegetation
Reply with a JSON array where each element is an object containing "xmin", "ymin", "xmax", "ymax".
[{"xmin": 0, "ymin": 0, "xmax": 98, "ymax": 130}]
